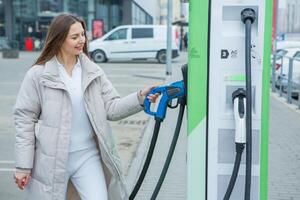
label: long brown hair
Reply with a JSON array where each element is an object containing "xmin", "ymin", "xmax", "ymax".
[{"xmin": 34, "ymin": 13, "xmax": 89, "ymax": 65}]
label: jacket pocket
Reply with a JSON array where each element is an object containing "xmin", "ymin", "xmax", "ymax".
[
  {"xmin": 32, "ymin": 149, "xmax": 55, "ymax": 186},
  {"xmin": 25, "ymin": 177, "xmax": 51, "ymax": 200},
  {"xmin": 35, "ymin": 123, "xmax": 58, "ymax": 156}
]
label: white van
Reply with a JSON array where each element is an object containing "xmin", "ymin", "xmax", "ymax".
[{"xmin": 88, "ymin": 25, "xmax": 179, "ymax": 63}]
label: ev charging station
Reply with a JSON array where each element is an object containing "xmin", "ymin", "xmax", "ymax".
[{"xmin": 188, "ymin": 0, "xmax": 272, "ymax": 200}]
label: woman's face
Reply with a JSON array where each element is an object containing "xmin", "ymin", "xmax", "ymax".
[{"xmin": 60, "ymin": 22, "xmax": 86, "ymax": 56}]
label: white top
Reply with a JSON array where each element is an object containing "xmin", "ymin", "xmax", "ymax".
[{"xmin": 56, "ymin": 57, "xmax": 96, "ymax": 152}]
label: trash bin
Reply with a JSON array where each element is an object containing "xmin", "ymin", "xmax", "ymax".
[
  {"xmin": 2, "ymin": 40, "xmax": 19, "ymax": 59},
  {"xmin": 25, "ymin": 37, "xmax": 34, "ymax": 51}
]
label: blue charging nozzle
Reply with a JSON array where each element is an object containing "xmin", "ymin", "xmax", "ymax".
[{"xmin": 143, "ymin": 81, "xmax": 185, "ymax": 121}]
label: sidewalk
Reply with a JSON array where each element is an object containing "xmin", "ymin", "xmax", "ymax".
[
  {"xmin": 268, "ymin": 93, "xmax": 300, "ymax": 199},
  {"xmin": 126, "ymin": 56, "xmax": 187, "ymax": 199}
]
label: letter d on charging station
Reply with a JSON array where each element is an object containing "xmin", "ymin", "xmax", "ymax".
[{"xmin": 187, "ymin": 0, "xmax": 273, "ymax": 199}]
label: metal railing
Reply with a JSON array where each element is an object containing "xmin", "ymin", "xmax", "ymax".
[{"xmin": 271, "ymin": 51, "xmax": 300, "ymax": 109}]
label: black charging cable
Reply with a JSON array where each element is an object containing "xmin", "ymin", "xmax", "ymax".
[
  {"xmin": 241, "ymin": 8, "xmax": 256, "ymax": 200},
  {"xmin": 150, "ymin": 97, "xmax": 186, "ymax": 200},
  {"xmin": 129, "ymin": 118, "xmax": 162, "ymax": 200},
  {"xmin": 150, "ymin": 64, "xmax": 187, "ymax": 200}
]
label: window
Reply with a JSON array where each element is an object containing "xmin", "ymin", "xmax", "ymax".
[
  {"xmin": 0, "ymin": 2, "xmax": 4, "ymax": 37},
  {"xmin": 146, "ymin": 15, "xmax": 153, "ymax": 24},
  {"xmin": 95, "ymin": 0, "xmax": 123, "ymax": 32},
  {"xmin": 66, "ymin": 0, "xmax": 88, "ymax": 23},
  {"xmin": 132, "ymin": 2, "xmax": 153, "ymax": 25},
  {"xmin": 132, "ymin": 28, "xmax": 153, "ymax": 39},
  {"xmin": 106, "ymin": 28, "xmax": 127, "ymax": 40}
]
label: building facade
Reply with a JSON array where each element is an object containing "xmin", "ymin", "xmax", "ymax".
[
  {"xmin": 156, "ymin": 0, "xmax": 189, "ymax": 51},
  {"xmin": 278, "ymin": 0, "xmax": 300, "ymax": 34},
  {"xmin": 157, "ymin": 0, "xmax": 187, "ymax": 25},
  {"xmin": 0, "ymin": 0, "xmax": 155, "ymax": 49}
]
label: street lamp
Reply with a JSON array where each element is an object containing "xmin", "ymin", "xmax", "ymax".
[{"xmin": 166, "ymin": 0, "xmax": 173, "ymax": 75}]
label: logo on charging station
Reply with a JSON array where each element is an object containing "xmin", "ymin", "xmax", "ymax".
[
  {"xmin": 221, "ymin": 49, "xmax": 229, "ymax": 59},
  {"xmin": 221, "ymin": 49, "xmax": 238, "ymax": 59}
]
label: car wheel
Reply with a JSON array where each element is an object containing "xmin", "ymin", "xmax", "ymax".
[
  {"xmin": 157, "ymin": 50, "xmax": 166, "ymax": 64},
  {"xmin": 92, "ymin": 50, "xmax": 107, "ymax": 63}
]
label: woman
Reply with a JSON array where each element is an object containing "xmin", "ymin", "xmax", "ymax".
[{"xmin": 13, "ymin": 14, "xmax": 159, "ymax": 200}]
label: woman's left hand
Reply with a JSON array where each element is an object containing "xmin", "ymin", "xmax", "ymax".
[{"xmin": 139, "ymin": 83, "xmax": 161, "ymax": 104}]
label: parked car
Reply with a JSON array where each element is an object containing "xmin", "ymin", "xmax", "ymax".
[
  {"xmin": 274, "ymin": 47, "xmax": 300, "ymax": 96},
  {"xmin": 88, "ymin": 25, "xmax": 179, "ymax": 63},
  {"xmin": 277, "ymin": 40, "xmax": 300, "ymax": 49}
]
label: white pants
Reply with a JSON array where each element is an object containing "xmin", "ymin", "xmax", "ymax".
[{"xmin": 66, "ymin": 147, "xmax": 108, "ymax": 200}]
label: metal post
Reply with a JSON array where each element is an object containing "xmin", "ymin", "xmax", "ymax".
[
  {"xmin": 272, "ymin": 0, "xmax": 279, "ymax": 92},
  {"xmin": 19, "ymin": 0, "xmax": 24, "ymax": 50},
  {"xmin": 271, "ymin": 52, "xmax": 276, "ymax": 92},
  {"xmin": 279, "ymin": 57, "xmax": 283, "ymax": 96},
  {"xmin": 4, "ymin": 0, "xmax": 13, "ymax": 42},
  {"xmin": 180, "ymin": 1, "xmax": 184, "ymax": 51},
  {"xmin": 87, "ymin": 0, "xmax": 95, "ymax": 33},
  {"xmin": 287, "ymin": 58, "xmax": 293, "ymax": 104},
  {"xmin": 298, "ymin": 81, "xmax": 300, "ymax": 109},
  {"xmin": 279, "ymin": 76, "xmax": 282, "ymax": 96},
  {"xmin": 63, "ymin": 0, "xmax": 68, "ymax": 11},
  {"xmin": 166, "ymin": 0, "xmax": 173, "ymax": 76},
  {"xmin": 275, "ymin": 0, "xmax": 279, "ymax": 48}
]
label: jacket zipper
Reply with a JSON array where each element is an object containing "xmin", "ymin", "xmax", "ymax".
[
  {"xmin": 84, "ymin": 102, "xmax": 122, "ymax": 178},
  {"xmin": 41, "ymin": 78, "xmax": 74, "ymax": 194}
]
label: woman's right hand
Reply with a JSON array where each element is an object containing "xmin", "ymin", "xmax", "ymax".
[{"xmin": 14, "ymin": 171, "xmax": 31, "ymax": 190}]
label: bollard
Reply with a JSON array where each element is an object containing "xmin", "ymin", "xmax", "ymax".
[
  {"xmin": 287, "ymin": 58, "xmax": 293, "ymax": 104},
  {"xmin": 279, "ymin": 75, "xmax": 283, "ymax": 97},
  {"xmin": 279, "ymin": 57, "xmax": 284, "ymax": 97}
]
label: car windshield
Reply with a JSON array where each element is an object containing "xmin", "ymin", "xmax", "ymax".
[{"xmin": 106, "ymin": 28, "xmax": 127, "ymax": 41}]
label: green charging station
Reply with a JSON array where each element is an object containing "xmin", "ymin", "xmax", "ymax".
[{"xmin": 187, "ymin": 0, "xmax": 273, "ymax": 199}]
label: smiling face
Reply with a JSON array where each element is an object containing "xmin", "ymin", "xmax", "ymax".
[
  {"xmin": 34, "ymin": 14, "xmax": 89, "ymax": 66},
  {"xmin": 60, "ymin": 22, "xmax": 86, "ymax": 57}
]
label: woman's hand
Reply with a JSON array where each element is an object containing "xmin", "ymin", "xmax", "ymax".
[
  {"xmin": 139, "ymin": 83, "xmax": 161, "ymax": 104},
  {"xmin": 14, "ymin": 171, "xmax": 31, "ymax": 190}
]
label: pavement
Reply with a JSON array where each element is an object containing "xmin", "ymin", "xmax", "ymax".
[
  {"xmin": 0, "ymin": 51, "xmax": 299, "ymax": 200},
  {"xmin": 268, "ymin": 93, "xmax": 300, "ymax": 200}
]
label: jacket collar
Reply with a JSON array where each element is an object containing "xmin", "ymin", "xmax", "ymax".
[{"xmin": 40, "ymin": 53, "xmax": 104, "ymax": 91}]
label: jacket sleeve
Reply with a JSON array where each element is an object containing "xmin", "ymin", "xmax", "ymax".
[
  {"xmin": 13, "ymin": 69, "xmax": 41, "ymax": 170},
  {"xmin": 100, "ymin": 73, "xmax": 143, "ymax": 121}
]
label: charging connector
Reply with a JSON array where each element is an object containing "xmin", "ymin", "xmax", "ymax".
[
  {"xmin": 232, "ymin": 88, "xmax": 246, "ymax": 144},
  {"xmin": 223, "ymin": 88, "xmax": 246, "ymax": 200}
]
